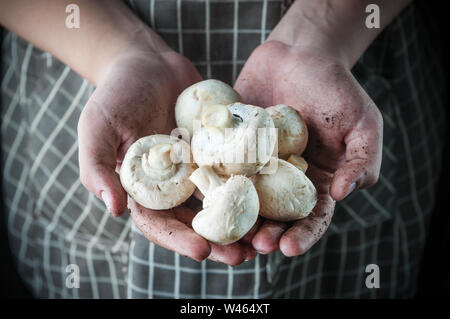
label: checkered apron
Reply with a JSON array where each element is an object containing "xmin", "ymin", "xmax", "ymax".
[{"xmin": 0, "ymin": 1, "xmax": 446, "ymax": 298}]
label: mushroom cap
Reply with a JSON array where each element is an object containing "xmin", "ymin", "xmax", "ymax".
[
  {"xmin": 175, "ymin": 79, "xmax": 241, "ymax": 137},
  {"xmin": 253, "ymin": 158, "xmax": 317, "ymax": 221},
  {"xmin": 266, "ymin": 104, "xmax": 308, "ymax": 158},
  {"xmin": 120, "ymin": 134, "xmax": 197, "ymax": 210},
  {"xmin": 192, "ymin": 175, "xmax": 259, "ymax": 245},
  {"xmin": 191, "ymin": 103, "xmax": 276, "ymax": 177}
]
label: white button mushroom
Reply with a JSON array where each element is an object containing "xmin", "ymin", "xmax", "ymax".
[
  {"xmin": 191, "ymin": 103, "xmax": 276, "ymax": 177},
  {"xmin": 192, "ymin": 171, "xmax": 229, "ymax": 201},
  {"xmin": 190, "ymin": 166, "xmax": 259, "ymax": 245},
  {"xmin": 120, "ymin": 134, "xmax": 197, "ymax": 210},
  {"xmin": 266, "ymin": 104, "xmax": 308, "ymax": 159},
  {"xmin": 175, "ymin": 79, "xmax": 241, "ymax": 137},
  {"xmin": 253, "ymin": 158, "xmax": 317, "ymax": 222}
]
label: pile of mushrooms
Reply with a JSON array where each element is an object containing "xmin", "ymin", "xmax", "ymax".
[{"xmin": 120, "ymin": 79, "xmax": 317, "ymax": 245}]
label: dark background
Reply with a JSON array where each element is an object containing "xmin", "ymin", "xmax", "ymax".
[
  {"xmin": 0, "ymin": 1, "xmax": 448, "ymax": 299},
  {"xmin": 409, "ymin": 0, "xmax": 449, "ymax": 299}
]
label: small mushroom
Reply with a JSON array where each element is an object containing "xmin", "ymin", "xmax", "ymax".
[
  {"xmin": 120, "ymin": 134, "xmax": 196, "ymax": 210},
  {"xmin": 253, "ymin": 158, "xmax": 317, "ymax": 222},
  {"xmin": 175, "ymin": 79, "xmax": 241, "ymax": 137},
  {"xmin": 266, "ymin": 104, "xmax": 308, "ymax": 159},
  {"xmin": 287, "ymin": 154, "xmax": 308, "ymax": 173},
  {"xmin": 191, "ymin": 103, "xmax": 276, "ymax": 176},
  {"xmin": 190, "ymin": 166, "xmax": 259, "ymax": 245}
]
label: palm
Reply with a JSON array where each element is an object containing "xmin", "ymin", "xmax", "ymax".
[
  {"xmin": 81, "ymin": 51, "xmax": 199, "ymax": 157},
  {"xmin": 234, "ymin": 41, "xmax": 382, "ymax": 255}
]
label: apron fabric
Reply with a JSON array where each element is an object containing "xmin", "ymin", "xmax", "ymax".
[{"xmin": 0, "ymin": 0, "xmax": 446, "ymax": 298}]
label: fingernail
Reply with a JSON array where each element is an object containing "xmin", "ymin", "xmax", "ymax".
[
  {"xmin": 101, "ymin": 191, "xmax": 112, "ymax": 213},
  {"xmin": 344, "ymin": 182, "xmax": 357, "ymax": 199}
]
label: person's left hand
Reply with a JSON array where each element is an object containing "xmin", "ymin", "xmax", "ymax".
[{"xmin": 234, "ymin": 41, "xmax": 383, "ymax": 256}]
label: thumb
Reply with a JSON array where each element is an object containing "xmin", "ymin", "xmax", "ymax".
[
  {"xmin": 77, "ymin": 98, "xmax": 127, "ymax": 217},
  {"xmin": 82, "ymin": 161, "xmax": 127, "ymax": 218},
  {"xmin": 330, "ymin": 106, "xmax": 383, "ymax": 201}
]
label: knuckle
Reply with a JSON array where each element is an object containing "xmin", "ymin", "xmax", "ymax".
[
  {"xmin": 78, "ymin": 168, "xmax": 99, "ymax": 197},
  {"xmin": 364, "ymin": 171, "xmax": 380, "ymax": 187},
  {"xmin": 370, "ymin": 104, "xmax": 384, "ymax": 128},
  {"xmin": 79, "ymin": 171, "xmax": 90, "ymax": 189},
  {"xmin": 77, "ymin": 106, "xmax": 89, "ymax": 133},
  {"xmin": 369, "ymin": 173, "xmax": 380, "ymax": 186},
  {"xmin": 373, "ymin": 105, "xmax": 383, "ymax": 121}
]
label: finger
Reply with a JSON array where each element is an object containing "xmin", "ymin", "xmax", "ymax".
[
  {"xmin": 208, "ymin": 242, "xmax": 247, "ymax": 266},
  {"xmin": 129, "ymin": 199, "xmax": 211, "ymax": 262},
  {"xmin": 78, "ymin": 98, "xmax": 127, "ymax": 217},
  {"xmin": 239, "ymin": 218, "xmax": 263, "ymax": 245},
  {"xmin": 279, "ymin": 194, "xmax": 335, "ymax": 257},
  {"xmin": 251, "ymin": 220, "xmax": 288, "ymax": 254},
  {"xmin": 330, "ymin": 105, "xmax": 383, "ymax": 201},
  {"xmin": 243, "ymin": 244, "xmax": 258, "ymax": 261}
]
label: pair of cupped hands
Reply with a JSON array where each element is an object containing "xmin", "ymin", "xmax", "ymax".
[{"xmin": 78, "ymin": 39, "xmax": 383, "ymax": 266}]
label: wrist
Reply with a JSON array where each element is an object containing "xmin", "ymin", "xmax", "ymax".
[
  {"xmin": 266, "ymin": 4, "xmax": 356, "ymax": 70},
  {"xmin": 73, "ymin": 0, "xmax": 173, "ymax": 85},
  {"xmin": 92, "ymin": 26, "xmax": 173, "ymax": 85},
  {"xmin": 266, "ymin": 0, "xmax": 394, "ymax": 70}
]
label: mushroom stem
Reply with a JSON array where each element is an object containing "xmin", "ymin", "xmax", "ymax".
[
  {"xmin": 287, "ymin": 154, "xmax": 308, "ymax": 173},
  {"xmin": 146, "ymin": 143, "xmax": 173, "ymax": 170},
  {"xmin": 142, "ymin": 143, "xmax": 177, "ymax": 179},
  {"xmin": 201, "ymin": 104, "xmax": 232, "ymax": 129},
  {"xmin": 189, "ymin": 166, "xmax": 223, "ymax": 197}
]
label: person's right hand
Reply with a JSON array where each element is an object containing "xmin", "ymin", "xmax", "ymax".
[{"xmin": 78, "ymin": 34, "xmax": 252, "ymax": 265}]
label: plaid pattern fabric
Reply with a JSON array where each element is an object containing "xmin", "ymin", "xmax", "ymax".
[{"xmin": 0, "ymin": 1, "xmax": 446, "ymax": 298}]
